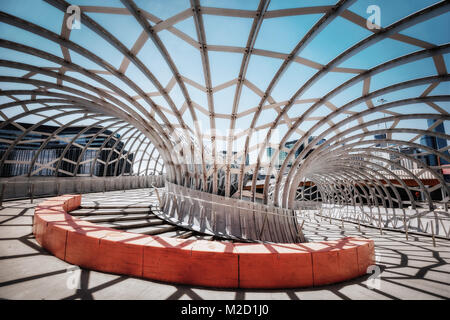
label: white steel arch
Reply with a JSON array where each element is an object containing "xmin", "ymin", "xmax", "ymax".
[{"xmin": 0, "ymin": 0, "xmax": 449, "ymax": 241}]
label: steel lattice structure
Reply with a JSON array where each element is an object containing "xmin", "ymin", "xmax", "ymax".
[
  {"xmin": 0, "ymin": 105, "xmax": 165, "ymax": 177},
  {"xmin": 0, "ymin": 0, "xmax": 449, "ymax": 240}
]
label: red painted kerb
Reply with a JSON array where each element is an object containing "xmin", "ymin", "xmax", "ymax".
[{"xmin": 33, "ymin": 194, "xmax": 375, "ymax": 288}]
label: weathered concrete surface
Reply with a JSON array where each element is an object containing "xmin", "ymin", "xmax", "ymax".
[{"xmin": 0, "ymin": 189, "xmax": 449, "ymax": 300}]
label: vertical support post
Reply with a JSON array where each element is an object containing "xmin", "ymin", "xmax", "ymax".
[
  {"xmin": 430, "ymin": 221, "xmax": 436, "ymax": 247},
  {"xmin": 0, "ymin": 183, "xmax": 6, "ymax": 208},
  {"xmin": 417, "ymin": 209, "xmax": 422, "ymax": 233},
  {"xmin": 346, "ymin": 201, "xmax": 349, "ymax": 222},
  {"xmin": 378, "ymin": 210, "xmax": 383, "ymax": 235},
  {"xmin": 212, "ymin": 210, "xmax": 217, "ymax": 234},
  {"xmin": 153, "ymin": 186, "xmax": 161, "ymax": 209},
  {"xmin": 403, "ymin": 209, "xmax": 408, "ymax": 241},
  {"xmin": 259, "ymin": 209, "xmax": 269, "ymax": 240},
  {"xmin": 297, "ymin": 220, "xmax": 305, "ymax": 242},
  {"xmin": 29, "ymin": 183, "xmax": 34, "ymax": 204}
]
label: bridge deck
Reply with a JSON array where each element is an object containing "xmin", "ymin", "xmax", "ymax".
[{"xmin": 0, "ymin": 189, "xmax": 449, "ymax": 299}]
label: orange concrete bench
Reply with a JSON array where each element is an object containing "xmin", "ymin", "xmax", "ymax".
[{"xmin": 33, "ymin": 194, "xmax": 375, "ymax": 288}]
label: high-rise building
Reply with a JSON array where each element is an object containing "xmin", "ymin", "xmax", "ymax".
[
  {"xmin": 0, "ymin": 122, "xmax": 133, "ymax": 177},
  {"xmin": 427, "ymin": 119, "xmax": 449, "ymax": 166},
  {"xmin": 266, "ymin": 137, "xmax": 326, "ymax": 168},
  {"xmin": 374, "ymin": 133, "xmax": 387, "ymax": 147},
  {"xmin": 420, "ymin": 135, "xmax": 438, "ymax": 166},
  {"xmin": 220, "ymin": 150, "xmax": 249, "ymax": 166},
  {"xmin": 390, "ymin": 146, "xmax": 420, "ymax": 170},
  {"xmin": 420, "ymin": 120, "xmax": 449, "ymax": 167}
]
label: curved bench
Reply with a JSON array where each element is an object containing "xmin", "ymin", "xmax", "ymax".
[{"xmin": 33, "ymin": 195, "xmax": 375, "ymax": 288}]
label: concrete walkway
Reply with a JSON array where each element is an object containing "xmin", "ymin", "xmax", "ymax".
[{"xmin": 0, "ymin": 189, "xmax": 449, "ymax": 300}]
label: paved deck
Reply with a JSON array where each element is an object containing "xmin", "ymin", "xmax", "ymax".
[{"xmin": 0, "ymin": 189, "xmax": 449, "ymax": 300}]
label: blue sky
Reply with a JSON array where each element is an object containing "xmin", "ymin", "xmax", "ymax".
[{"xmin": 0, "ymin": 0, "xmax": 448, "ymax": 158}]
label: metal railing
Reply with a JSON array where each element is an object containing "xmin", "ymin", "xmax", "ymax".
[{"xmin": 0, "ymin": 175, "xmax": 165, "ymax": 204}]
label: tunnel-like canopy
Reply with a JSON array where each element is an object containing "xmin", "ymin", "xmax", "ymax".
[{"xmin": 0, "ymin": 0, "xmax": 449, "ymax": 216}]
